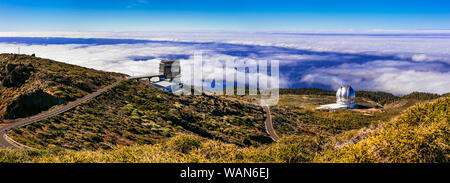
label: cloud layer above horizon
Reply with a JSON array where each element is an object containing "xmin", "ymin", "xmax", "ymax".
[{"xmin": 0, "ymin": 32, "xmax": 449, "ymax": 96}]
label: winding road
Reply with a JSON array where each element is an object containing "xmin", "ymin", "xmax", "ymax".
[
  {"xmin": 263, "ymin": 106, "xmax": 280, "ymax": 141},
  {"xmin": 220, "ymin": 96, "xmax": 281, "ymax": 142},
  {"xmin": 0, "ymin": 77, "xmax": 125, "ymax": 148}
]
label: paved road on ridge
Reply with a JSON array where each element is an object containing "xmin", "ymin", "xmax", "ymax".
[
  {"xmin": 221, "ymin": 96, "xmax": 280, "ymax": 142},
  {"xmin": 222, "ymin": 96, "xmax": 280, "ymax": 142},
  {"xmin": 0, "ymin": 77, "xmax": 125, "ymax": 148},
  {"xmin": 263, "ymin": 106, "xmax": 280, "ymax": 141}
]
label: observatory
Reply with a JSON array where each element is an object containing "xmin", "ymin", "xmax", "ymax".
[
  {"xmin": 150, "ymin": 60, "xmax": 182, "ymax": 92},
  {"xmin": 159, "ymin": 60, "xmax": 180, "ymax": 81},
  {"xmin": 316, "ymin": 85, "xmax": 356, "ymax": 110}
]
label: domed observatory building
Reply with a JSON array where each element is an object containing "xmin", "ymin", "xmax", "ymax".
[
  {"xmin": 316, "ymin": 85, "xmax": 356, "ymax": 110},
  {"xmin": 336, "ymin": 85, "xmax": 355, "ymax": 108}
]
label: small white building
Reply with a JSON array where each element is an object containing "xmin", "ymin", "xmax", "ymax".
[
  {"xmin": 150, "ymin": 81, "xmax": 181, "ymax": 92},
  {"xmin": 316, "ymin": 85, "xmax": 356, "ymax": 110}
]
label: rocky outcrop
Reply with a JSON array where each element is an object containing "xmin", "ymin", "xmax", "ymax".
[
  {"xmin": 1, "ymin": 63, "xmax": 35, "ymax": 87},
  {"xmin": 4, "ymin": 89, "xmax": 63, "ymax": 119}
]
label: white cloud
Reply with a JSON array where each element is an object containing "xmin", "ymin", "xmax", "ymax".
[
  {"xmin": 0, "ymin": 32, "xmax": 449, "ymax": 95},
  {"xmin": 301, "ymin": 60, "xmax": 450, "ymax": 95},
  {"xmin": 412, "ymin": 54, "xmax": 428, "ymax": 62}
]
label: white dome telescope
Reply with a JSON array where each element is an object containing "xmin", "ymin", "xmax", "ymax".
[
  {"xmin": 336, "ymin": 85, "xmax": 355, "ymax": 108},
  {"xmin": 316, "ymin": 85, "xmax": 356, "ymax": 110}
]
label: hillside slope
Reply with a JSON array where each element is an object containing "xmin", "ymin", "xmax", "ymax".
[
  {"xmin": 316, "ymin": 97, "xmax": 449, "ymax": 163},
  {"xmin": 8, "ymin": 80, "xmax": 272, "ymax": 150},
  {"xmin": 1, "ymin": 54, "xmax": 447, "ymax": 163},
  {"xmin": 2, "ymin": 97, "xmax": 447, "ymax": 163},
  {"xmin": 0, "ymin": 134, "xmax": 324, "ymax": 163},
  {"xmin": 0, "ymin": 54, "xmax": 124, "ymax": 119}
]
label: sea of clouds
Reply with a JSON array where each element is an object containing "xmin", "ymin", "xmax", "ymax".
[{"xmin": 0, "ymin": 31, "xmax": 449, "ymax": 96}]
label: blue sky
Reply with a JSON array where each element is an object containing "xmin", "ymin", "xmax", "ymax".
[{"xmin": 1, "ymin": 0, "xmax": 450, "ymax": 31}]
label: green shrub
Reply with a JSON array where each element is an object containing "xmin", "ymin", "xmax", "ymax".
[{"xmin": 166, "ymin": 135, "xmax": 202, "ymax": 153}]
